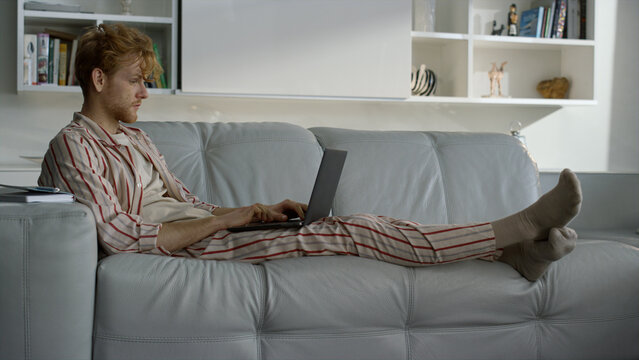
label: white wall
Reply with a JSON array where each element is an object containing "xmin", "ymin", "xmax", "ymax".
[
  {"xmin": 1, "ymin": 0, "xmax": 637, "ymax": 179},
  {"xmin": 522, "ymin": 0, "xmax": 639, "ymax": 173}
]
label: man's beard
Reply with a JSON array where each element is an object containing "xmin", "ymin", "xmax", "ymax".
[{"xmin": 109, "ymin": 102, "xmax": 138, "ymax": 124}]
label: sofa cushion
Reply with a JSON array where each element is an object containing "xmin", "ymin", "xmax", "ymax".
[
  {"xmin": 132, "ymin": 122, "xmax": 323, "ymax": 208},
  {"xmin": 310, "ymin": 128, "xmax": 540, "ymax": 224},
  {"xmin": 310, "ymin": 128, "xmax": 448, "ymax": 224},
  {"xmin": 94, "ymin": 254, "xmax": 263, "ymax": 359},
  {"xmin": 427, "ymin": 131, "xmax": 540, "ymax": 224}
]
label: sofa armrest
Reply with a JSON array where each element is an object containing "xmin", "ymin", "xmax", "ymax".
[
  {"xmin": 540, "ymin": 172, "xmax": 639, "ymax": 246},
  {"xmin": 0, "ymin": 203, "xmax": 97, "ymax": 360}
]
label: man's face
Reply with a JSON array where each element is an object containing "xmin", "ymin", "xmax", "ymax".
[{"xmin": 101, "ymin": 59, "xmax": 149, "ymax": 124}]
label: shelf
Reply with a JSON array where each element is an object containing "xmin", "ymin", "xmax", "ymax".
[
  {"xmin": 17, "ymin": 85, "xmax": 174, "ymax": 95},
  {"xmin": 410, "ymin": 0, "xmax": 596, "ymax": 106},
  {"xmin": 411, "ymin": 31, "xmax": 469, "ymax": 43},
  {"xmin": 17, "ymin": 0, "xmax": 595, "ymax": 108},
  {"xmin": 412, "ymin": 32, "xmax": 596, "ymax": 50},
  {"xmin": 174, "ymin": 91, "xmax": 596, "ymax": 107},
  {"xmin": 406, "ymin": 96, "xmax": 596, "ymax": 106},
  {"xmin": 18, "ymin": 0, "xmax": 178, "ymax": 94},
  {"xmin": 24, "ymin": 10, "xmax": 173, "ymax": 24},
  {"xmin": 473, "ymin": 35, "xmax": 596, "ymax": 50}
]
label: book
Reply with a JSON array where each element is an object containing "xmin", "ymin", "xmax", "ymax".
[
  {"xmin": 579, "ymin": 0, "xmax": 587, "ymax": 39},
  {"xmin": 67, "ymin": 39, "xmax": 78, "ymax": 85},
  {"xmin": 47, "ymin": 38, "xmax": 54, "ymax": 84},
  {"xmin": 550, "ymin": 0, "xmax": 561, "ymax": 38},
  {"xmin": 545, "ymin": 1, "xmax": 555, "ymax": 38},
  {"xmin": 152, "ymin": 43, "xmax": 167, "ymax": 88},
  {"xmin": 0, "ymin": 190, "xmax": 75, "ymax": 203},
  {"xmin": 58, "ymin": 42, "xmax": 67, "ymax": 85},
  {"xmin": 44, "ymin": 28, "xmax": 76, "ymax": 41},
  {"xmin": 565, "ymin": 0, "xmax": 581, "ymax": 39},
  {"xmin": 23, "ymin": 34, "xmax": 38, "ymax": 85},
  {"xmin": 540, "ymin": 8, "xmax": 549, "ymax": 38},
  {"xmin": 520, "ymin": 7, "xmax": 544, "ymax": 37},
  {"xmin": 37, "ymin": 33, "xmax": 49, "ymax": 84},
  {"xmin": 0, "ymin": 184, "xmax": 74, "ymax": 203},
  {"xmin": 52, "ymin": 38, "xmax": 60, "ymax": 85},
  {"xmin": 24, "ymin": 1, "xmax": 81, "ymax": 13},
  {"xmin": 553, "ymin": 0, "xmax": 567, "ymax": 38}
]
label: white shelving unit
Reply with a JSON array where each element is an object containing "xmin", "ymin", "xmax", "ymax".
[
  {"xmin": 15, "ymin": 0, "xmax": 596, "ymax": 107},
  {"xmin": 410, "ymin": 0, "xmax": 596, "ymax": 106},
  {"xmin": 16, "ymin": 0, "xmax": 178, "ymax": 94}
]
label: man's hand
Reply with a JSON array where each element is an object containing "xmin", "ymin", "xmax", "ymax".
[
  {"xmin": 266, "ymin": 199, "xmax": 308, "ymax": 221},
  {"xmin": 215, "ymin": 199, "xmax": 308, "ymax": 229},
  {"xmin": 158, "ymin": 200, "xmax": 309, "ymax": 252}
]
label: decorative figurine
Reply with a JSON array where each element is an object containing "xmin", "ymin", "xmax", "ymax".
[
  {"xmin": 508, "ymin": 4, "xmax": 518, "ymax": 36},
  {"xmin": 410, "ymin": 64, "xmax": 437, "ymax": 96},
  {"xmin": 483, "ymin": 61, "xmax": 509, "ymax": 98},
  {"xmin": 491, "ymin": 20, "xmax": 505, "ymax": 35}
]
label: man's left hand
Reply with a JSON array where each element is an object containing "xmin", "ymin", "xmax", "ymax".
[{"xmin": 266, "ymin": 199, "xmax": 308, "ymax": 221}]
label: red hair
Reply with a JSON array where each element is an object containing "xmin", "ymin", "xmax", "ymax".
[{"xmin": 75, "ymin": 23, "xmax": 161, "ymax": 96}]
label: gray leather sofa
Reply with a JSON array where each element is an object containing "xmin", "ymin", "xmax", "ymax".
[{"xmin": 2, "ymin": 122, "xmax": 638, "ymax": 360}]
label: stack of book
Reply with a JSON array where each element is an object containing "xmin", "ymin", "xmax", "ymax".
[
  {"xmin": 24, "ymin": 30, "xmax": 167, "ymax": 89},
  {"xmin": 23, "ymin": 29, "xmax": 78, "ymax": 87},
  {"xmin": 0, "ymin": 184, "xmax": 74, "ymax": 203},
  {"xmin": 518, "ymin": 0, "xmax": 586, "ymax": 39}
]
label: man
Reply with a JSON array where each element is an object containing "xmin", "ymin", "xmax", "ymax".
[{"xmin": 39, "ymin": 24, "xmax": 582, "ymax": 281}]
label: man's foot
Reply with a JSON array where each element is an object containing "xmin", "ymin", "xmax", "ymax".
[
  {"xmin": 492, "ymin": 168, "xmax": 582, "ymax": 248},
  {"xmin": 499, "ymin": 227, "xmax": 577, "ymax": 281}
]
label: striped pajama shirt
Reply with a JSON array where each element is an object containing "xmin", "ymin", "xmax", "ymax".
[{"xmin": 39, "ymin": 113, "xmax": 499, "ymax": 265}]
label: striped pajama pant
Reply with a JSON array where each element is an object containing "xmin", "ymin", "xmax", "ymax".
[{"xmin": 173, "ymin": 214, "xmax": 498, "ymax": 266}]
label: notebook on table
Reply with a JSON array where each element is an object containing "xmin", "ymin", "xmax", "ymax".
[{"xmin": 227, "ymin": 148, "xmax": 347, "ymax": 232}]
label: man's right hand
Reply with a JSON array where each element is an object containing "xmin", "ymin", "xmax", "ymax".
[{"xmin": 217, "ymin": 203, "xmax": 289, "ymax": 229}]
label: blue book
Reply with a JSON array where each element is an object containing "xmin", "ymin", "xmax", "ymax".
[{"xmin": 520, "ymin": 6, "xmax": 544, "ymax": 37}]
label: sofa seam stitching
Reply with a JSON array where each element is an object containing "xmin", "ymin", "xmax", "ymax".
[
  {"xmin": 94, "ymin": 330, "xmax": 405, "ymax": 343},
  {"xmin": 256, "ymin": 264, "xmax": 267, "ymax": 360},
  {"xmin": 435, "ymin": 142, "xmax": 517, "ymax": 149},
  {"xmin": 156, "ymin": 138, "xmax": 320, "ymax": 149},
  {"xmin": 93, "ymin": 334, "xmax": 257, "ymax": 343},
  {"xmin": 197, "ymin": 124, "xmax": 213, "ymax": 205},
  {"xmin": 93, "ymin": 314, "xmax": 639, "ymax": 344},
  {"xmin": 537, "ymin": 277, "xmax": 548, "ymax": 360},
  {"xmin": 307, "ymin": 139, "xmax": 437, "ymax": 147},
  {"xmin": 259, "ymin": 331, "xmax": 405, "ymax": 340},
  {"xmin": 405, "ymin": 267, "xmax": 415, "ymax": 360},
  {"xmin": 408, "ymin": 322, "xmax": 535, "ymax": 334},
  {"xmin": 424, "ymin": 133, "xmax": 451, "ymax": 224},
  {"xmin": 22, "ymin": 218, "xmax": 31, "ymax": 360}
]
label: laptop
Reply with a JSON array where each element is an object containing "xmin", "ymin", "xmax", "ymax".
[{"xmin": 227, "ymin": 148, "xmax": 347, "ymax": 232}]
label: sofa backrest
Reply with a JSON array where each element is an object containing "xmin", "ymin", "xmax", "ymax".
[{"xmin": 134, "ymin": 122, "xmax": 540, "ymax": 225}]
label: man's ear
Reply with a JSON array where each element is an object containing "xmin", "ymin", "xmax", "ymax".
[{"xmin": 91, "ymin": 68, "xmax": 106, "ymax": 93}]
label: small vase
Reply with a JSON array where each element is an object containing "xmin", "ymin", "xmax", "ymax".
[
  {"xmin": 413, "ymin": 0, "xmax": 436, "ymax": 32},
  {"xmin": 120, "ymin": 0, "xmax": 133, "ymax": 15}
]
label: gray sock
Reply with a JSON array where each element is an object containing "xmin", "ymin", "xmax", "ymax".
[{"xmin": 499, "ymin": 227, "xmax": 577, "ymax": 281}]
